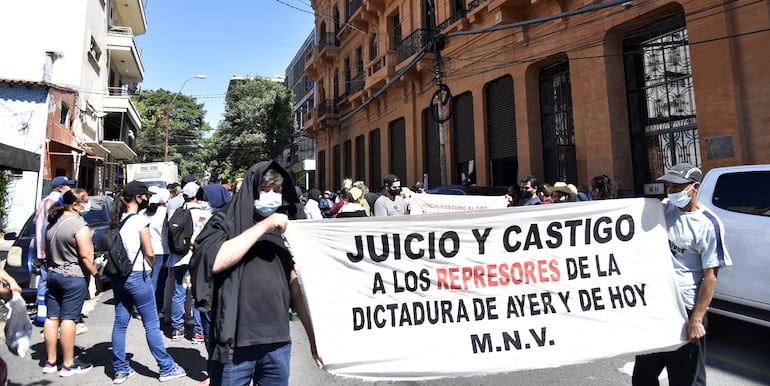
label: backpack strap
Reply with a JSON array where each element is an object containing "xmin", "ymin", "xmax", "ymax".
[
  {"xmin": 118, "ymin": 213, "xmax": 143, "ymax": 276},
  {"xmin": 118, "ymin": 213, "xmax": 137, "ymax": 230}
]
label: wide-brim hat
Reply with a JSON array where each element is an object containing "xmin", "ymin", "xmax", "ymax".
[{"xmin": 547, "ymin": 182, "xmax": 578, "ymax": 196}]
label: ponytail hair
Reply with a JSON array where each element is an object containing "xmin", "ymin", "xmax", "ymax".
[
  {"xmin": 47, "ymin": 188, "xmax": 87, "ymax": 226},
  {"xmin": 144, "ymin": 203, "xmax": 159, "ymax": 217},
  {"xmin": 109, "ymin": 191, "xmax": 131, "ymax": 229},
  {"xmin": 591, "ymin": 174, "xmax": 615, "ymax": 200}
]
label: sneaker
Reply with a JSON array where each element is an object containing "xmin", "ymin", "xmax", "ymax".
[
  {"xmin": 113, "ymin": 368, "xmax": 136, "ymax": 384},
  {"xmin": 76, "ymin": 323, "xmax": 88, "ymax": 335},
  {"xmin": 171, "ymin": 330, "xmax": 185, "ymax": 341},
  {"xmin": 191, "ymin": 333, "xmax": 204, "ymax": 344},
  {"xmin": 159, "ymin": 365, "xmax": 186, "ymax": 382},
  {"xmin": 42, "ymin": 361, "xmax": 57, "ymax": 374},
  {"xmin": 59, "ymin": 358, "xmax": 93, "ymax": 377}
]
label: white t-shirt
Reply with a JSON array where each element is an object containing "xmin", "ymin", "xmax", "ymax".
[
  {"xmin": 303, "ymin": 199, "xmax": 323, "ymax": 220},
  {"xmin": 141, "ymin": 206, "xmax": 169, "ymax": 255},
  {"xmin": 119, "ymin": 212, "xmax": 152, "ymax": 272},
  {"xmin": 664, "ymin": 203, "xmax": 732, "ymax": 309}
]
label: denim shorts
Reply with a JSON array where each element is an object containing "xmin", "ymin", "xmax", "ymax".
[{"xmin": 45, "ymin": 271, "xmax": 87, "ymax": 320}]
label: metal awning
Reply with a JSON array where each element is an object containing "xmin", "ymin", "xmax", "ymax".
[{"xmin": 0, "ymin": 143, "xmax": 40, "ymax": 171}]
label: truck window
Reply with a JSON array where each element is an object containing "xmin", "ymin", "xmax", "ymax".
[{"xmin": 711, "ymin": 171, "xmax": 770, "ymax": 217}]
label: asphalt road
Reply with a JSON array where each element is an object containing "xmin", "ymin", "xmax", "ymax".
[{"xmin": 1, "ymin": 289, "xmax": 768, "ymax": 386}]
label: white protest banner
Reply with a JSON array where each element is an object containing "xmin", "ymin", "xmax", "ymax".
[
  {"xmin": 285, "ymin": 198, "xmax": 687, "ymax": 381},
  {"xmin": 409, "ymin": 193, "xmax": 509, "ymax": 214}
]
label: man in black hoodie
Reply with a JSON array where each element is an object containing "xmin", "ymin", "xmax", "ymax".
[{"xmin": 190, "ymin": 160, "xmax": 321, "ymax": 386}]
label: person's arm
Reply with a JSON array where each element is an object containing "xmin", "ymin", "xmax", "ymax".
[
  {"xmin": 372, "ymin": 197, "xmax": 386, "ymax": 217},
  {"xmin": 212, "ymin": 213, "xmax": 288, "ymax": 273},
  {"xmin": 75, "ymin": 226, "xmax": 98, "ymax": 277},
  {"xmin": 140, "ymin": 226, "xmax": 155, "ymax": 266},
  {"xmin": 688, "ymin": 267, "xmax": 717, "ymax": 342},
  {"xmin": 0, "ymin": 269, "xmax": 22, "ymax": 294},
  {"xmin": 290, "ymin": 269, "xmax": 323, "ymax": 369}
]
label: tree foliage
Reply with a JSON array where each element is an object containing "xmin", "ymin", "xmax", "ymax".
[
  {"xmin": 210, "ymin": 77, "xmax": 294, "ymax": 182},
  {"xmin": 134, "ymin": 89, "xmax": 210, "ymax": 178}
]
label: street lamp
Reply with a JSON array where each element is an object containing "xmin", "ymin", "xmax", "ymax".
[{"xmin": 165, "ymin": 74, "xmax": 206, "ymax": 162}]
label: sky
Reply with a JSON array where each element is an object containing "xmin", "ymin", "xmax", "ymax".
[{"xmin": 136, "ymin": 0, "xmax": 315, "ymax": 129}]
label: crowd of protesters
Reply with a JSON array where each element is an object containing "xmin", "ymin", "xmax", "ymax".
[{"xmin": 19, "ymin": 165, "xmax": 634, "ymax": 385}]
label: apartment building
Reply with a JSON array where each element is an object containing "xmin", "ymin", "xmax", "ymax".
[
  {"xmin": 304, "ymin": 0, "xmax": 770, "ymax": 195},
  {"xmin": 0, "ymin": 0, "xmax": 145, "ymax": 229},
  {"xmin": 283, "ymin": 30, "xmax": 317, "ymax": 190}
]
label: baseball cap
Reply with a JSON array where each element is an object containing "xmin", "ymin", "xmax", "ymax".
[
  {"xmin": 657, "ymin": 163, "xmax": 702, "ymax": 184},
  {"xmin": 123, "ymin": 180, "xmax": 154, "ymax": 197},
  {"xmin": 384, "ymin": 174, "xmax": 400, "ymax": 185},
  {"xmin": 182, "ymin": 182, "xmax": 200, "ymax": 198},
  {"xmin": 181, "ymin": 175, "xmax": 197, "ymax": 185},
  {"xmin": 52, "ymin": 176, "xmax": 75, "ymax": 187},
  {"xmin": 148, "ymin": 186, "xmax": 170, "ymax": 204}
]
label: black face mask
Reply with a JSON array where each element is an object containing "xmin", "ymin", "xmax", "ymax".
[
  {"xmin": 388, "ymin": 188, "xmax": 401, "ymax": 197},
  {"xmin": 138, "ymin": 198, "xmax": 150, "ymax": 211},
  {"xmin": 521, "ymin": 189, "xmax": 534, "ymax": 199}
]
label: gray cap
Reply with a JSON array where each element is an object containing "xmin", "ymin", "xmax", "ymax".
[{"xmin": 657, "ymin": 163, "xmax": 702, "ymax": 184}]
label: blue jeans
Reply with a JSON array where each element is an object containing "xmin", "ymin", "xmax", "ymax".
[
  {"xmin": 152, "ymin": 254, "xmax": 168, "ymax": 313},
  {"xmin": 111, "ymin": 271, "xmax": 177, "ymax": 376},
  {"xmin": 36, "ymin": 262, "xmax": 48, "ymax": 300},
  {"xmin": 171, "ymin": 265, "xmax": 202, "ymax": 335},
  {"xmin": 208, "ymin": 342, "xmax": 291, "ymax": 386}
]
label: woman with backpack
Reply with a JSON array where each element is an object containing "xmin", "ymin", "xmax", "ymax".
[
  {"xmin": 109, "ymin": 180, "xmax": 186, "ymax": 384},
  {"xmin": 42, "ymin": 188, "xmax": 98, "ymax": 377},
  {"xmin": 140, "ymin": 186, "xmax": 171, "ymax": 321}
]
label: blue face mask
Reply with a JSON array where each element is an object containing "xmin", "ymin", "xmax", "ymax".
[
  {"xmin": 667, "ymin": 184, "xmax": 693, "ymax": 208},
  {"xmin": 254, "ymin": 191, "xmax": 283, "ymax": 217}
]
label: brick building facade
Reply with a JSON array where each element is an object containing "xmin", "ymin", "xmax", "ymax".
[{"xmin": 304, "ymin": 0, "xmax": 770, "ymax": 195}]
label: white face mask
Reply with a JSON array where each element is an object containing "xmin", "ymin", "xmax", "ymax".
[
  {"xmin": 667, "ymin": 184, "xmax": 693, "ymax": 208},
  {"xmin": 253, "ymin": 191, "xmax": 283, "ymax": 217},
  {"xmin": 80, "ymin": 202, "xmax": 91, "ymax": 214}
]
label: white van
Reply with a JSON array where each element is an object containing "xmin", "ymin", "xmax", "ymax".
[{"xmin": 698, "ymin": 164, "xmax": 770, "ymax": 327}]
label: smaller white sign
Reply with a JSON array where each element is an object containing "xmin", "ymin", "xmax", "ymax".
[{"xmin": 644, "ymin": 183, "xmax": 665, "ymax": 195}]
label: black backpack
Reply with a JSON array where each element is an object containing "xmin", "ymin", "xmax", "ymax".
[
  {"xmin": 95, "ymin": 214, "xmax": 141, "ymax": 278},
  {"xmin": 167, "ymin": 205, "xmax": 194, "ymax": 255}
]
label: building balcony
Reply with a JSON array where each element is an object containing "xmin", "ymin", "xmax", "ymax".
[
  {"xmin": 349, "ymin": 72, "xmax": 364, "ymax": 96},
  {"xmin": 304, "ymin": 108, "xmax": 316, "ymax": 131},
  {"xmin": 106, "ymin": 26, "xmax": 145, "ymax": 83},
  {"xmin": 98, "ymin": 91, "xmax": 140, "ymax": 160},
  {"xmin": 485, "ymin": 0, "xmax": 530, "ymax": 24},
  {"xmin": 345, "ymin": 0, "xmax": 371, "ymax": 31},
  {"xmin": 395, "ymin": 29, "xmax": 430, "ymax": 64},
  {"xmin": 304, "ymin": 44, "xmax": 318, "ymax": 79},
  {"xmin": 110, "ymin": 0, "xmax": 147, "ymax": 35},
  {"xmin": 366, "ymin": 51, "xmax": 395, "ymax": 92},
  {"xmin": 365, "ymin": 0, "xmax": 387, "ymax": 13},
  {"xmin": 436, "ymin": 8, "xmax": 468, "ymax": 33},
  {"xmin": 317, "ymin": 99, "xmax": 339, "ymax": 127},
  {"xmin": 318, "ymin": 32, "xmax": 340, "ymax": 64}
]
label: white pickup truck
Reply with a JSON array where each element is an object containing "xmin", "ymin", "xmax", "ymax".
[{"xmin": 698, "ymin": 164, "xmax": 770, "ymax": 327}]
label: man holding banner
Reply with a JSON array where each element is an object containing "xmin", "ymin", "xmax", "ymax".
[
  {"xmin": 632, "ymin": 163, "xmax": 732, "ymax": 386},
  {"xmin": 190, "ymin": 160, "xmax": 321, "ymax": 386}
]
